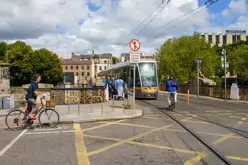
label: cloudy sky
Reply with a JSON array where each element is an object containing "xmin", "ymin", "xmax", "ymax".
[{"xmin": 0, "ymin": 0, "xmax": 247, "ymax": 58}]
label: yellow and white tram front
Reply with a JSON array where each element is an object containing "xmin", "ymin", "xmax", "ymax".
[{"xmin": 128, "ymin": 61, "xmax": 158, "ymax": 99}]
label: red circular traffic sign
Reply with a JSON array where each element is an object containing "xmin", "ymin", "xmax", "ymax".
[{"xmin": 129, "ymin": 39, "xmax": 140, "ymax": 52}]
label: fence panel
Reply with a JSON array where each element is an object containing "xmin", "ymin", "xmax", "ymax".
[{"xmin": 50, "ymin": 87, "xmax": 107, "ymax": 105}]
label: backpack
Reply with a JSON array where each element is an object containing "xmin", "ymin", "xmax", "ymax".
[{"xmin": 172, "ymin": 80, "xmax": 177, "ymax": 87}]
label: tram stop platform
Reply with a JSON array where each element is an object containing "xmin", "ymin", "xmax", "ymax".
[
  {"xmin": 0, "ymin": 99, "xmax": 143, "ymax": 126},
  {"xmin": 53, "ymin": 100, "xmax": 143, "ymax": 124}
]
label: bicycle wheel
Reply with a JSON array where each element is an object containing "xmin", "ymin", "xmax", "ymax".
[
  {"xmin": 38, "ymin": 108, "xmax": 60, "ymax": 128},
  {"xmin": 5, "ymin": 109, "xmax": 27, "ymax": 131}
]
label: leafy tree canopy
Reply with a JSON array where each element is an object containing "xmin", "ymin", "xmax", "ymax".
[
  {"xmin": 3, "ymin": 41, "xmax": 64, "ymax": 86},
  {"xmin": 156, "ymin": 32, "xmax": 220, "ymax": 84}
]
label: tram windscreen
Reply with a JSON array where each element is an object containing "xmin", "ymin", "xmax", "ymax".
[{"xmin": 139, "ymin": 63, "xmax": 158, "ymax": 87}]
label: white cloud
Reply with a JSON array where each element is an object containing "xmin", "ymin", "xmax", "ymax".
[
  {"xmin": 1, "ymin": 0, "xmax": 246, "ymax": 58},
  {"xmin": 222, "ymin": 0, "xmax": 248, "ymax": 17}
]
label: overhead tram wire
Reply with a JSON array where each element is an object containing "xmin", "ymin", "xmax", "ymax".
[
  {"xmin": 127, "ymin": 0, "xmax": 166, "ymax": 37},
  {"xmin": 151, "ymin": 0, "xmax": 219, "ymax": 39},
  {"xmin": 124, "ymin": 0, "xmax": 171, "ymax": 46},
  {"xmin": 100, "ymin": 0, "xmax": 166, "ymax": 51}
]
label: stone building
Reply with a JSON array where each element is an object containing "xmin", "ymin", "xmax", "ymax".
[
  {"xmin": 62, "ymin": 59, "xmax": 92, "ymax": 85},
  {"xmin": 201, "ymin": 30, "xmax": 248, "ymax": 47},
  {"xmin": 71, "ymin": 52, "xmax": 113, "ymax": 78},
  {"xmin": 61, "ymin": 52, "xmax": 113, "ymax": 84}
]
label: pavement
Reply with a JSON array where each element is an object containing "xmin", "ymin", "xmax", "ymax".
[
  {"xmin": 0, "ymin": 93, "xmax": 248, "ymax": 165},
  {"xmin": 0, "ymin": 99, "xmax": 142, "ymax": 128}
]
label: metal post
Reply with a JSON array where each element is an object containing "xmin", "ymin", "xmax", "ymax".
[
  {"xmin": 197, "ymin": 59, "xmax": 199, "ymax": 97},
  {"xmin": 133, "ymin": 63, "xmax": 136, "ymax": 108},
  {"xmin": 78, "ymin": 97, "xmax": 80, "ymax": 116},
  {"xmin": 224, "ymin": 52, "xmax": 227, "ymax": 102},
  {"xmin": 222, "ymin": 49, "xmax": 227, "ymax": 102},
  {"xmin": 67, "ymin": 90, "xmax": 70, "ymax": 114}
]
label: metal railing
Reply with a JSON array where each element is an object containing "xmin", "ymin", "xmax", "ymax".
[
  {"xmin": 111, "ymin": 95, "xmax": 126, "ymax": 111},
  {"xmin": 89, "ymin": 96, "xmax": 104, "ymax": 114},
  {"xmin": 66, "ymin": 95, "xmax": 80, "ymax": 116}
]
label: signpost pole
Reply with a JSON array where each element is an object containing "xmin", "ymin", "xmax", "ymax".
[
  {"xmin": 224, "ymin": 50, "xmax": 227, "ymax": 102},
  {"xmin": 133, "ymin": 63, "xmax": 135, "ymax": 109},
  {"xmin": 129, "ymin": 39, "xmax": 141, "ymax": 109},
  {"xmin": 222, "ymin": 49, "xmax": 227, "ymax": 102}
]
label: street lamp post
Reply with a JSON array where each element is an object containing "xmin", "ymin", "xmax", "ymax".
[
  {"xmin": 194, "ymin": 57, "xmax": 202, "ymax": 97},
  {"xmin": 92, "ymin": 51, "xmax": 100, "ymax": 79},
  {"xmin": 222, "ymin": 49, "xmax": 227, "ymax": 102}
]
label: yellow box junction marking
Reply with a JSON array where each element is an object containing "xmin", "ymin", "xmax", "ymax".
[
  {"xmin": 184, "ymin": 152, "xmax": 208, "ymax": 165},
  {"xmin": 74, "ymin": 123, "xmax": 90, "ymax": 165},
  {"xmin": 84, "ymin": 134, "xmax": 200, "ymax": 155},
  {"xmin": 83, "ymin": 120, "xmax": 125, "ymax": 132},
  {"xmin": 87, "ymin": 124, "xmax": 174, "ymax": 157},
  {"xmin": 226, "ymin": 156, "xmax": 248, "ymax": 162}
]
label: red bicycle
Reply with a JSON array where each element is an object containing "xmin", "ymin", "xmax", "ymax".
[{"xmin": 5, "ymin": 96, "xmax": 60, "ymax": 131}]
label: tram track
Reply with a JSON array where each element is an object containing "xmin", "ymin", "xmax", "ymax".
[
  {"xmin": 177, "ymin": 96, "xmax": 248, "ymax": 118},
  {"xmin": 139, "ymin": 100, "xmax": 234, "ymax": 165}
]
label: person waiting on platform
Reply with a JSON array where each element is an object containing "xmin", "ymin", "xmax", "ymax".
[{"xmin": 115, "ymin": 76, "xmax": 125, "ymax": 100}]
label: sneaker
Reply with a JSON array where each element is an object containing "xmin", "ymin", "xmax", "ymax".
[{"xmin": 27, "ymin": 115, "xmax": 37, "ymax": 120}]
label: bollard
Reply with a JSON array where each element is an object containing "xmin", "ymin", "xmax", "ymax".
[
  {"xmin": 77, "ymin": 97, "xmax": 80, "ymax": 116},
  {"xmin": 67, "ymin": 91, "xmax": 70, "ymax": 114},
  {"xmin": 187, "ymin": 89, "xmax": 190, "ymax": 105},
  {"xmin": 112, "ymin": 95, "xmax": 125, "ymax": 112},
  {"xmin": 90, "ymin": 96, "xmax": 103, "ymax": 114}
]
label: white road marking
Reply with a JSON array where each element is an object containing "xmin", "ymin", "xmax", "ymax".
[
  {"xmin": 31, "ymin": 127, "xmax": 62, "ymax": 132},
  {"xmin": 0, "ymin": 129, "xmax": 27, "ymax": 157},
  {"xmin": 25, "ymin": 130, "xmax": 74, "ymax": 135}
]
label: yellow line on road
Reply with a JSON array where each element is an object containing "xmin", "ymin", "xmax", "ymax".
[
  {"xmin": 182, "ymin": 120, "xmax": 209, "ymax": 124},
  {"xmin": 226, "ymin": 156, "xmax": 248, "ymax": 162},
  {"xmin": 74, "ymin": 123, "xmax": 90, "ymax": 165},
  {"xmin": 98, "ymin": 121, "xmax": 155, "ymax": 129},
  {"xmin": 142, "ymin": 116, "xmax": 168, "ymax": 120},
  {"xmin": 84, "ymin": 134, "xmax": 200, "ymax": 155},
  {"xmin": 211, "ymin": 134, "xmax": 233, "ymax": 145},
  {"xmin": 87, "ymin": 124, "xmax": 173, "ymax": 157},
  {"xmin": 184, "ymin": 152, "xmax": 208, "ymax": 165},
  {"xmin": 83, "ymin": 120, "xmax": 125, "ymax": 132}
]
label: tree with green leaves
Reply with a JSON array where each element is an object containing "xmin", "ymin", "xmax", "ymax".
[
  {"xmin": 0, "ymin": 41, "xmax": 7, "ymax": 62},
  {"xmin": 228, "ymin": 45, "xmax": 248, "ymax": 83},
  {"xmin": 112, "ymin": 56, "xmax": 119, "ymax": 64},
  {"xmin": 156, "ymin": 33, "xmax": 220, "ymax": 84},
  {"xmin": 7, "ymin": 41, "xmax": 64, "ymax": 86}
]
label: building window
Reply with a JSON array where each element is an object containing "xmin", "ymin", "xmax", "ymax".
[
  {"xmin": 85, "ymin": 77, "xmax": 87, "ymax": 80},
  {"xmin": 237, "ymin": 35, "xmax": 241, "ymax": 41},
  {"xmin": 87, "ymin": 66, "xmax": 90, "ymax": 70},
  {"xmin": 104, "ymin": 66, "xmax": 107, "ymax": 70},
  {"xmin": 65, "ymin": 66, "xmax": 68, "ymax": 70},
  {"xmin": 82, "ymin": 72, "xmax": 84, "ymax": 76},
  {"xmin": 76, "ymin": 72, "xmax": 79, "ymax": 76},
  {"xmin": 76, "ymin": 66, "xmax": 79, "ymax": 70},
  {"xmin": 232, "ymin": 35, "xmax": 236, "ymax": 43},
  {"xmin": 104, "ymin": 60, "xmax": 107, "ymax": 64},
  {"xmin": 216, "ymin": 35, "xmax": 219, "ymax": 45},
  {"xmin": 71, "ymin": 66, "xmax": 73, "ymax": 70},
  {"xmin": 223, "ymin": 35, "xmax": 227, "ymax": 45},
  {"xmin": 208, "ymin": 35, "xmax": 212, "ymax": 43},
  {"xmin": 99, "ymin": 66, "xmax": 102, "ymax": 70},
  {"xmin": 87, "ymin": 72, "xmax": 90, "ymax": 76},
  {"xmin": 81, "ymin": 66, "xmax": 84, "ymax": 70}
]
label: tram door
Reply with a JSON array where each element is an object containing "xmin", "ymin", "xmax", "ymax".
[{"xmin": 128, "ymin": 65, "xmax": 141, "ymax": 88}]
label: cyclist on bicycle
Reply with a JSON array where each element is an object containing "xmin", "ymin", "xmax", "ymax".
[
  {"xmin": 166, "ymin": 77, "xmax": 178, "ymax": 108},
  {"xmin": 25, "ymin": 74, "xmax": 43, "ymax": 120}
]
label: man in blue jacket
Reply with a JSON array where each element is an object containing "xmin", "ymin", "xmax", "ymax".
[{"xmin": 166, "ymin": 77, "xmax": 178, "ymax": 108}]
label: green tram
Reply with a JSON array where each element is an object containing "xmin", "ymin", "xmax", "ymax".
[{"xmin": 98, "ymin": 59, "xmax": 158, "ymax": 99}]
